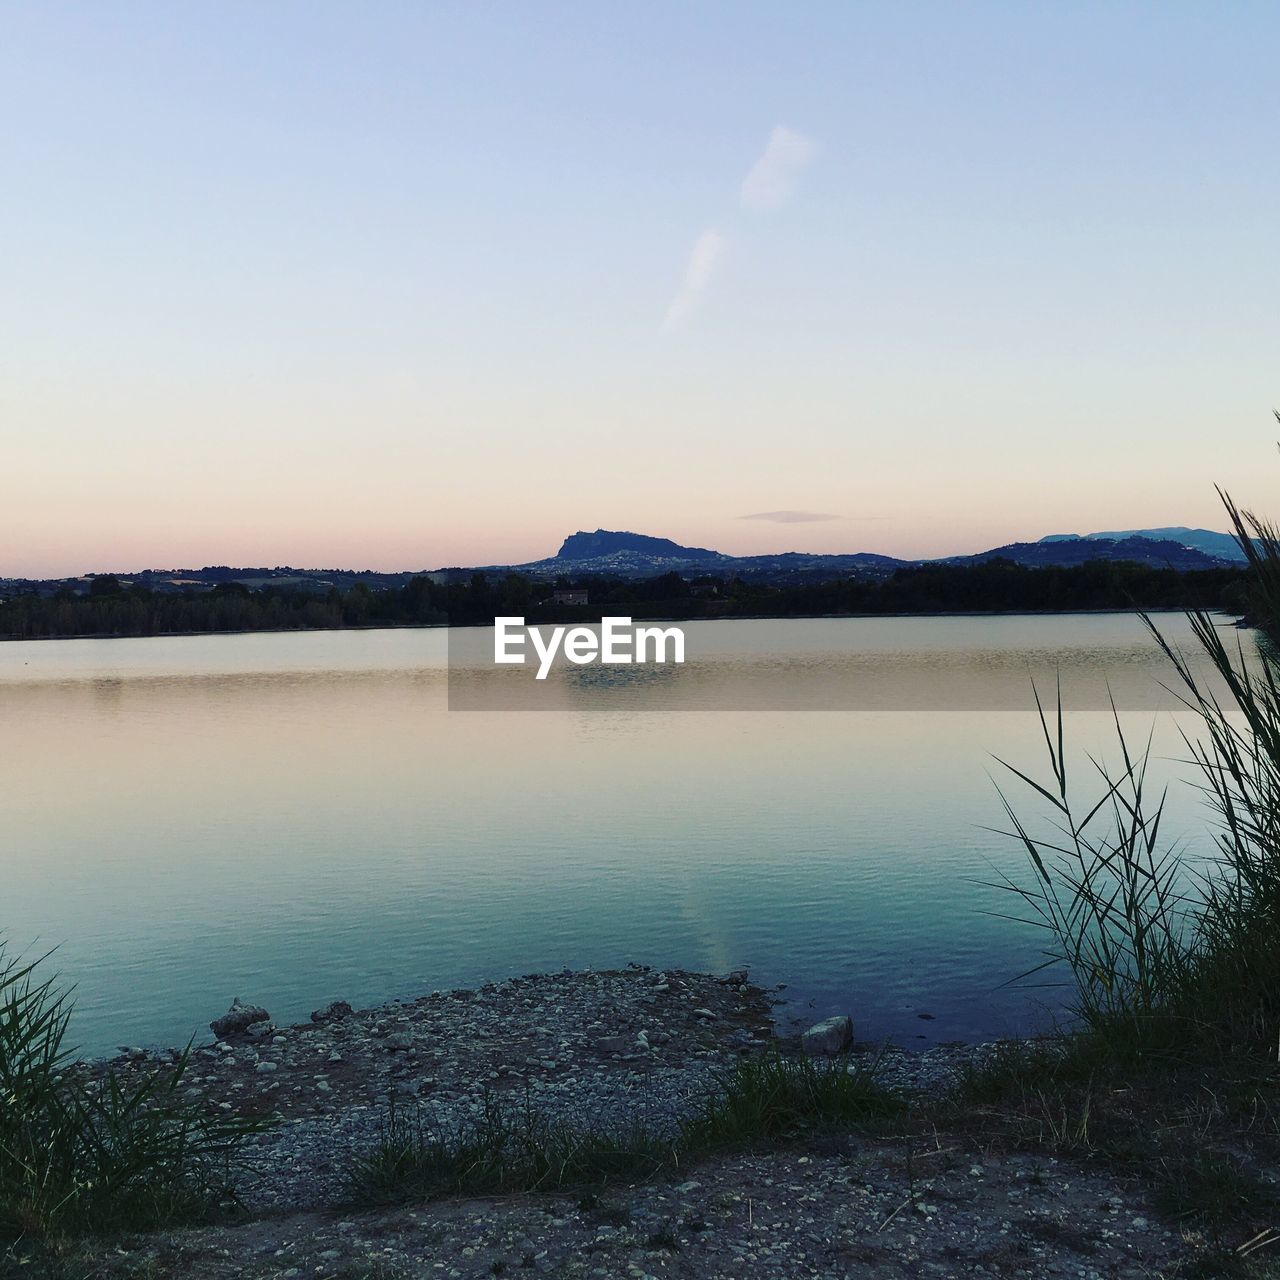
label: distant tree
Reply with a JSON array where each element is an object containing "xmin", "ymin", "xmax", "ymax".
[{"xmin": 0, "ymin": 561, "xmax": 1249, "ymax": 641}]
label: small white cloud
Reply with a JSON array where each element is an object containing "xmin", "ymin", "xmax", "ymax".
[
  {"xmin": 739, "ymin": 510, "xmax": 842, "ymax": 524},
  {"xmin": 662, "ymin": 228, "xmax": 725, "ymax": 330},
  {"xmin": 740, "ymin": 125, "xmax": 818, "ymax": 210}
]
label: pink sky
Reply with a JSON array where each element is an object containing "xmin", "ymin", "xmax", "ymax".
[{"xmin": 5, "ymin": 5, "xmax": 1279, "ymax": 578}]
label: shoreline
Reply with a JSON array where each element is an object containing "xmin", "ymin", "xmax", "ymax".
[
  {"xmin": 86, "ymin": 965, "xmax": 785, "ymax": 1213},
  {"xmin": 56, "ymin": 964, "xmax": 1191, "ymax": 1278},
  {"xmin": 81, "ymin": 962, "xmax": 1042, "ymax": 1213},
  {"xmin": 0, "ymin": 604, "xmax": 1237, "ymax": 646}
]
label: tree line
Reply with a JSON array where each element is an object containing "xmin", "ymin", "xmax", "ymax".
[{"xmin": 0, "ymin": 558, "xmax": 1251, "ymax": 640}]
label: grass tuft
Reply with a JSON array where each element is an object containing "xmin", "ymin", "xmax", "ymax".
[
  {"xmin": 347, "ymin": 1051, "xmax": 903, "ymax": 1207},
  {"xmin": 0, "ymin": 944, "xmax": 259, "ymax": 1244},
  {"xmin": 1152, "ymin": 1151, "xmax": 1279, "ymax": 1230},
  {"xmin": 683, "ymin": 1051, "xmax": 903, "ymax": 1149},
  {"xmin": 347, "ymin": 1093, "xmax": 674, "ymax": 1204}
]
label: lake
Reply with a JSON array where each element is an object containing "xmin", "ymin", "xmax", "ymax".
[{"xmin": 0, "ymin": 614, "xmax": 1244, "ymax": 1056}]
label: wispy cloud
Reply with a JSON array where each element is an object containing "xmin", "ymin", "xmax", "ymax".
[
  {"xmin": 740, "ymin": 126, "xmax": 818, "ymax": 210},
  {"xmin": 739, "ymin": 510, "xmax": 890, "ymax": 523},
  {"xmin": 662, "ymin": 228, "xmax": 725, "ymax": 330},
  {"xmin": 661, "ymin": 125, "xmax": 817, "ymax": 329},
  {"xmin": 739, "ymin": 510, "xmax": 842, "ymax": 524}
]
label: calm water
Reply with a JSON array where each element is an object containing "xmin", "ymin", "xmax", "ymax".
[{"xmin": 0, "ymin": 615, "xmax": 1243, "ymax": 1055}]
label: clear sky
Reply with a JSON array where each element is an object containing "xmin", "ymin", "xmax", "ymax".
[{"xmin": 3, "ymin": 2, "xmax": 1279, "ymax": 576}]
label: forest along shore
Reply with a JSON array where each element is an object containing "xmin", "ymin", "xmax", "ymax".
[{"xmin": 56, "ymin": 966, "xmax": 1193, "ymax": 1280}]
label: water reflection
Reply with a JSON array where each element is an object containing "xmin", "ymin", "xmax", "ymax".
[{"xmin": 0, "ymin": 615, "xmax": 1244, "ymax": 1055}]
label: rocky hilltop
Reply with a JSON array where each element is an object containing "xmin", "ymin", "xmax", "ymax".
[
  {"xmin": 474, "ymin": 526, "xmax": 1237, "ymax": 583},
  {"xmin": 556, "ymin": 530, "xmax": 725, "ymax": 563}
]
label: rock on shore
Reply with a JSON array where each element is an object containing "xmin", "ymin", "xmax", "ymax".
[
  {"xmin": 801, "ymin": 1014, "xmax": 853, "ymax": 1056},
  {"xmin": 209, "ymin": 997, "xmax": 270, "ymax": 1039}
]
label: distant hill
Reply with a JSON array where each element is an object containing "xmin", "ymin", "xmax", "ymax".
[
  {"xmin": 0, "ymin": 565, "xmax": 431, "ymax": 599},
  {"xmin": 478, "ymin": 527, "xmax": 1236, "ymax": 582},
  {"xmin": 496, "ymin": 529, "xmax": 908, "ymax": 582},
  {"xmin": 556, "ymin": 529, "xmax": 722, "ymax": 562},
  {"xmin": 3, "ymin": 525, "xmax": 1244, "ymax": 598},
  {"xmin": 958, "ymin": 536, "xmax": 1230, "ymax": 571},
  {"xmin": 1040, "ymin": 527, "xmax": 1246, "ymax": 563}
]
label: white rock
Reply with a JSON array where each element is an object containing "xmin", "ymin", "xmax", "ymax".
[{"xmin": 801, "ymin": 1015, "xmax": 853, "ymax": 1056}]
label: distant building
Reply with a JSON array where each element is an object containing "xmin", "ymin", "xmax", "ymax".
[{"xmin": 550, "ymin": 589, "xmax": 588, "ymax": 606}]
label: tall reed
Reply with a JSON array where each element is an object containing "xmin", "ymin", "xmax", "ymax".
[{"xmin": 996, "ymin": 471, "xmax": 1280, "ymax": 1062}]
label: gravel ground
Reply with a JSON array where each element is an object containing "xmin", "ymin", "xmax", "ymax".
[
  {"xmin": 90, "ymin": 966, "xmax": 774, "ymax": 1212},
  {"xmin": 46, "ymin": 967, "xmax": 1213, "ymax": 1278},
  {"xmin": 43, "ymin": 1143, "xmax": 1189, "ymax": 1279}
]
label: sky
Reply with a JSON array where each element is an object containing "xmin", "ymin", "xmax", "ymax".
[{"xmin": 2, "ymin": 1, "xmax": 1279, "ymax": 577}]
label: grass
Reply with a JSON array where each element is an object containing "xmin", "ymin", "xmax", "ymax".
[
  {"xmin": 933, "ymin": 1033, "xmax": 1280, "ymax": 1280},
  {"xmin": 982, "ymin": 478, "xmax": 1280, "ymax": 1071},
  {"xmin": 985, "ymin": 481, "xmax": 1280, "ymax": 1059},
  {"xmin": 1153, "ymin": 1151, "xmax": 1280, "ymax": 1229},
  {"xmin": 682, "ymin": 1048, "xmax": 903, "ymax": 1147},
  {"xmin": 347, "ymin": 1093, "xmax": 675, "ymax": 1204},
  {"xmin": 0, "ymin": 944, "xmax": 259, "ymax": 1248},
  {"xmin": 940, "ymin": 462, "xmax": 1280, "ymax": 1250},
  {"xmin": 346, "ymin": 1051, "xmax": 903, "ymax": 1206}
]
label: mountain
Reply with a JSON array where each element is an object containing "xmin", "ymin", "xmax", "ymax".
[
  {"xmin": 503, "ymin": 530, "xmax": 730, "ymax": 579},
  {"xmin": 8, "ymin": 527, "xmax": 1243, "ymax": 598},
  {"xmin": 486, "ymin": 527, "xmax": 1236, "ymax": 582},
  {"xmin": 556, "ymin": 529, "xmax": 722, "ymax": 562},
  {"xmin": 957, "ymin": 536, "xmax": 1230, "ymax": 571},
  {"xmin": 482, "ymin": 529, "xmax": 907, "ymax": 582},
  {"xmin": 1040, "ymin": 527, "xmax": 1246, "ymax": 562},
  {"xmin": 708, "ymin": 550, "xmax": 907, "ymax": 578}
]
